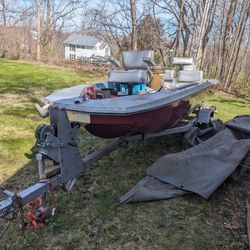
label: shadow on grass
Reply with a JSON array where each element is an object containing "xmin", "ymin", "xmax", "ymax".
[
  {"xmin": 0, "ymin": 146, "xmax": 38, "ymax": 196},
  {"xmin": 208, "ymin": 98, "xmax": 250, "ymax": 106}
]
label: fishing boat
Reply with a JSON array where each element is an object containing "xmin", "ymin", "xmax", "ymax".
[
  {"xmin": 0, "ymin": 51, "xmax": 219, "ymax": 228},
  {"xmin": 36, "ymin": 50, "xmax": 218, "ymax": 138}
]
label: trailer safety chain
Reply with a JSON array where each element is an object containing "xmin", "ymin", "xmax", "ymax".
[
  {"xmin": 0, "ymin": 193, "xmax": 24, "ymax": 238},
  {"xmin": 20, "ymin": 179, "xmax": 58, "ymax": 232},
  {"xmin": 0, "ymin": 179, "xmax": 58, "ymax": 236},
  {"xmin": 20, "ymin": 197, "xmax": 46, "ymax": 230}
]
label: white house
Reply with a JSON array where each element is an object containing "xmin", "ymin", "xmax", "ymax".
[{"xmin": 63, "ymin": 33, "xmax": 111, "ymax": 60}]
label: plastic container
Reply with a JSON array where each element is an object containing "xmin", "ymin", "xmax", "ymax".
[{"xmin": 120, "ymin": 83, "xmax": 147, "ymax": 94}]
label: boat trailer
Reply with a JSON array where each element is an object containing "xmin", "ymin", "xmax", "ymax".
[{"xmin": 0, "ymin": 105, "xmax": 215, "ymax": 231}]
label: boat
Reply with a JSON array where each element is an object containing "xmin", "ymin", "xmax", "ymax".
[
  {"xmin": 36, "ymin": 50, "xmax": 218, "ymax": 138},
  {"xmin": 0, "ymin": 51, "xmax": 219, "ymax": 228}
]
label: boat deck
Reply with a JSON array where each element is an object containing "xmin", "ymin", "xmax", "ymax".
[{"xmin": 48, "ymin": 80, "xmax": 218, "ymax": 115}]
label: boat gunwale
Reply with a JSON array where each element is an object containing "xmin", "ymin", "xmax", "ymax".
[{"xmin": 52, "ymin": 80, "xmax": 218, "ymax": 116}]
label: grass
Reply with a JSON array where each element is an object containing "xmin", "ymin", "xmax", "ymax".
[
  {"xmin": 206, "ymin": 91, "xmax": 250, "ymax": 121},
  {"xmin": 0, "ymin": 59, "xmax": 249, "ymax": 249}
]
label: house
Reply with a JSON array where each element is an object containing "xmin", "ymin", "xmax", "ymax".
[{"xmin": 63, "ymin": 33, "xmax": 111, "ymax": 61}]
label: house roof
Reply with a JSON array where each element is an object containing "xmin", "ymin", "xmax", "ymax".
[{"xmin": 63, "ymin": 33, "xmax": 99, "ymax": 47}]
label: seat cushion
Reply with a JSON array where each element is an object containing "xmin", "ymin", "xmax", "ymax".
[
  {"xmin": 108, "ymin": 70, "xmax": 150, "ymax": 83},
  {"xmin": 178, "ymin": 70, "xmax": 203, "ymax": 83},
  {"xmin": 164, "ymin": 70, "xmax": 174, "ymax": 82},
  {"xmin": 122, "ymin": 50, "xmax": 154, "ymax": 70},
  {"xmin": 172, "ymin": 57, "xmax": 194, "ymax": 65}
]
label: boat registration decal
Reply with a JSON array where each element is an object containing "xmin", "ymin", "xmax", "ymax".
[{"xmin": 66, "ymin": 111, "xmax": 90, "ymax": 124}]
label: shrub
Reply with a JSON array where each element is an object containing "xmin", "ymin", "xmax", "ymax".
[{"xmin": 233, "ymin": 72, "xmax": 250, "ymax": 98}]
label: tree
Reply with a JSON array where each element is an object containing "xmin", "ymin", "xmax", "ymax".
[
  {"xmin": 137, "ymin": 14, "xmax": 165, "ymax": 63},
  {"xmin": 36, "ymin": 0, "xmax": 41, "ymax": 60},
  {"xmin": 137, "ymin": 15, "xmax": 163, "ymax": 49},
  {"xmin": 86, "ymin": 0, "xmax": 142, "ymax": 52},
  {"xmin": 130, "ymin": 0, "xmax": 137, "ymax": 50}
]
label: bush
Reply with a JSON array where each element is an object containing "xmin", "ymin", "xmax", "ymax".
[{"xmin": 233, "ymin": 72, "xmax": 250, "ymax": 98}]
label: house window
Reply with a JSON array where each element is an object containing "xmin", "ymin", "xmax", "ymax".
[
  {"xmin": 77, "ymin": 45, "xmax": 84, "ymax": 49},
  {"xmin": 70, "ymin": 44, "xmax": 76, "ymax": 51},
  {"xmin": 70, "ymin": 54, "xmax": 76, "ymax": 60},
  {"xmin": 84, "ymin": 46, "xmax": 93, "ymax": 50}
]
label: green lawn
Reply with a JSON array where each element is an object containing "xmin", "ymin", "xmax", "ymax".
[{"xmin": 0, "ymin": 59, "xmax": 249, "ymax": 249}]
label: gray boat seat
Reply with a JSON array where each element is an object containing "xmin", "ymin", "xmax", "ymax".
[
  {"xmin": 108, "ymin": 50, "xmax": 155, "ymax": 84},
  {"xmin": 108, "ymin": 69, "xmax": 150, "ymax": 83},
  {"xmin": 178, "ymin": 70, "xmax": 203, "ymax": 83},
  {"xmin": 122, "ymin": 50, "xmax": 154, "ymax": 70},
  {"xmin": 172, "ymin": 57, "xmax": 195, "ymax": 70},
  {"xmin": 164, "ymin": 70, "xmax": 174, "ymax": 82},
  {"xmin": 172, "ymin": 57, "xmax": 193, "ymax": 65}
]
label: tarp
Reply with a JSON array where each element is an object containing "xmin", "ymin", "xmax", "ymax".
[{"xmin": 120, "ymin": 115, "xmax": 250, "ymax": 204}]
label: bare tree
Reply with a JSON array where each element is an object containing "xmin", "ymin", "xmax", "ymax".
[
  {"xmin": 196, "ymin": 0, "xmax": 212, "ymax": 68},
  {"xmin": 130, "ymin": 0, "xmax": 137, "ymax": 50},
  {"xmin": 36, "ymin": 0, "xmax": 41, "ymax": 60},
  {"xmin": 224, "ymin": 0, "xmax": 250, "ymax": 90},
  {"xmin": 0, "ymin": 0, "xmax": 6, "ymax": 26},
  {"xmin": 85, "ymin": 0, "xmax": 144, "ymax": 52}
]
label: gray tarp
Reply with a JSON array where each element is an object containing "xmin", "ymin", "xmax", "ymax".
[{"xmin": 119, "ymin": 115, "xmax": 250, "ymax": 204}]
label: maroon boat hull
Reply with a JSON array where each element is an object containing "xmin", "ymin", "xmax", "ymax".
[{"xmin": 85, "ymin": 100, "xmax": 191, "ymax": 138}]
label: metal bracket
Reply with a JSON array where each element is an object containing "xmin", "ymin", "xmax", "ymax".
[
  {"xmin": 197, "ymin": 107, "xmax": 215, "ymax": 124},
  {"xmin": 38, "ymin": 106, "xmax": 87, "ymax": 183}
]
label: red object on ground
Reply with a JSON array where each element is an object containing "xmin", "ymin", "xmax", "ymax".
[
  {"xmin": 21, "ymin": 179, "xmax": 58, "ymax": 230},
  {"xmin": 25, "ymin": 197, "xmax": 46, "ymax": 229}
]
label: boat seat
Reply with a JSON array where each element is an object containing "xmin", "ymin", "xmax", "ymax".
[
  {"xmin": 164, "ymin": 70, "xmax": 174, "ymax": 82},
  {"xmin": 108, "ymin": 50, "xmax": 155, "ymax": 84},
  {"xmin": 178, "ymin": 70, "xmax": 203, "ymax": 83},
  {"xmin": 172, "ymin": 57, "xmax": 194, "ymax": 65},
  {"xmin": 108, "ymin": 69, "xmax": 150, "ymax": 83},
  {"xmin": 172, "ymin": 57, "xmax": 196, "ymax": 70}
]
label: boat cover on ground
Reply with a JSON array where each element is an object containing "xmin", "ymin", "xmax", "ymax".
[{"xmin": 119, "ymin": 115, "xmax": 250, "ymax": 204}]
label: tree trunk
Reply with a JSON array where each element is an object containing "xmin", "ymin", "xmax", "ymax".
[
  {"xmin": 1, "ymin": 0, "xmax": 7, "ymax": 57},
  {"xmin": 224, "ymin": 1, "xmax": 250, "ymax": 90},
  {"xmin": 196, "ymin": 0, "xmax": 212, "ymax": 69},
  {"xmin": 46, "ymin": 0, "xmax": 52, "ymax": 50},
  {"xmin": 130, "ymin": 0, "xmax": 137, "ymax": 50},
  {"xmin": 219, "ymin": 0, "xmax": 238, "ymax": 80},
  {"xmin": 37, "ymin": 0, "xmax": 41, "ymax": 60},
  {"xmin": 215, "ymin": 0, "xmax": 226, "ymax": 78},
  {"xmin": 188, "ymin": 1, "xmax": 200, "ymax": 57},
  {"xmin": 174, "ymin": 0, "xmax": 185, "ymax": 55},
  {"xmin": 2, "ymin": 0, "xmax": 6, "ymax": 26},
  {"xmin": 47, "ymin": 0, "xmax": 51, "ymax": 28}
]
